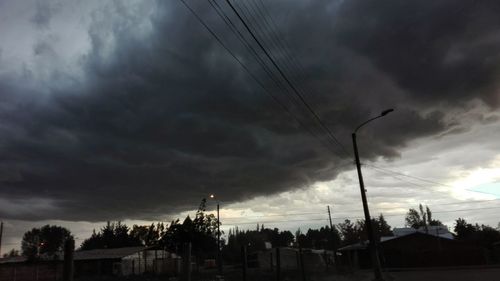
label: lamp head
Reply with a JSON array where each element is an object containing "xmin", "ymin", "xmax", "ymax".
[
  {"xmin": 209, "ymin": 194, "xmax": 215, "ymax": 199},
  {"xmin": 380, "ymin": 108, "xmax": 394, "ymax": 116}
]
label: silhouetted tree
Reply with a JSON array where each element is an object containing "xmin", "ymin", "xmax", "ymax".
[
  {"xmin": 405, "ymin": 204, "xmax": 442, "ymax": 230},
  {"xmin": 130, "ymin": 223, "xmax": 165, "ymax": 246},
  {"xmin": 337, "ymin": 219, "xmax": 359, "ymax": 245},
  {"xmin": 300, "ymin": 226, "xmax": 341, "ymax": 250},
  {"xmin": 454, "ymin": 218, "xmax": 500, "ymax": 247},
  {"xmin": 159, "ymin": 199, "xmax": 219, "ymax": 264},
  {"xmin": 3, "ymin": 249, "xmax": 20, "ymax": 258},
  {"xmin": 80, "ymin": 221, "xmax": 141, "ymax": 250},
  {"xmin": 21, "ymin": 225, "xmax": 72, "ymax": 259},
  {"xmin": 354, "ymin": 214, "xmax": 393, "ymax": 242}
]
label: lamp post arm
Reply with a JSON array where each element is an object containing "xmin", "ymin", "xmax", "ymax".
[{"xmin": 354, "ymin": 115, "xmax": 383, "ymax": 134}]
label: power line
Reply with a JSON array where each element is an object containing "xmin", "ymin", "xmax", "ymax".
[
  {"xmin": 365, "ymin": 163, "xmax": 453, "ymax": 188},
  {"xmin": 228, "ymin": 0, "xmax": 330, "ymax": 143},
  {"xmin": 218, "ymin": 198, "xmax": 500, "ymax": 221},
  {"xmin": 249, "ymin": 0, "xmax": 314, "ymax": 99},
  {"xmin": 220, "ymin": 212, "xmax": 325, "ymax": 220},
  {"xmin": 217, "ymin": 197, "xmax": 500, "ymax": 220},
  {"xmin": 224, "ymin": 205, "xmax": 500, "ymax": 227},
  {"xmin": 224, "ymin": 0, "xmax": 350, "ymax": 158},
  {"xmin": 179, "ymin": 0, "xmax": 340, "ymax": 156},
  {"xmin": 224, "ymin": 217, "xmax": 328, "ymax": 226}
]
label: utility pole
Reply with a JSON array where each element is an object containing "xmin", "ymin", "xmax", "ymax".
[
  {"xmin": 353, "ymin": 133, "xmax": 384, "ymax": 281},
  {"xmin": 216, "ymin": 202, "xmax": 222, "ymax": 277},
  {"xmin": 209, "ymin": 194, "xmax": 223, "ymax": 278},
  {"xmin": 63, "ymin": 238, "xmax": 74, "ymax": 281},
  {"xmin": 327, "ymin": 206, "xmax": 333, "ymax": 230},
  {"xmin": 0, "ymin": 221, "xmax": 3, "ymax": 256},
  {"xmin": 352, "ymin": 109, "xmax": 393, "ymax": 281}
]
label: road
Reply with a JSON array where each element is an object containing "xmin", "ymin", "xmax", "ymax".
[{"xmin": 385, "ymin": 267, "xmax": 500, "ymax": 281}]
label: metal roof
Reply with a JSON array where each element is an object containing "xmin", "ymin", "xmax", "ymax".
[
  {"xmin": 0, "ymin": 256, "xmax": 28, "ymax": 264},
  {"xmin": 0, "ymin": 246, "xmax": 152, "ymax": 264},
  {"xmin": 74, "ymin": 246, "xmax": 149, "ymax": 261}
]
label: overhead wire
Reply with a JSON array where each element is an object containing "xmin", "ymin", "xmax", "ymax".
[
  {"xmin": 179, "ymin": 0, "xmax": 341, "ymax": 156},
  {"xmin": 224, "ymin": 0, "xmax": 351, "ymax": 158},
  {"xmin": 365, "ymin": 163, "xmax": 454, "ymax": 188},
  {"xmin": 249, "ymin": 0, "xmax": 315, "ymax": 100},
  {"xmin": 229, "ymin": 0, "xmax": 328, "ymax": 140},
  {"xmin": 223, "ymin": 205, "xmax": 500, "ymax": 227}
]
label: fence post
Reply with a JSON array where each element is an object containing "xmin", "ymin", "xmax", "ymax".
[
  {"xmin": 276, "ymin": 247, "xmax": 281, "ymax": 281},
  {"xmin": 296, "ymin": 250, "xmax": 300, "ymax": 269},
  {"xmin": 241, "ymin": 246, "xmax": 247, "ymax": 281},
  {"xmin": 182, "ymin": 243, "xmax": 192, "ymax": 281},
  {"xmin": 299, "ymin": 247, "xmax": 306, "ymax": 281},
  {"xmin": 269, "ymin": 252, "xmax": 273, "ymax": 271},
  {"xmin": 63, "ymin": 238, "xmax": 74, "ymax": 281}
]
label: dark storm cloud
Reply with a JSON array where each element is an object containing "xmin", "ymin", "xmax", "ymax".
[
  {"xmin": 31, "ymin": 0, "xmax": 59, "ymax": 29},
  {"xmin": 333, "ymin": 0, "xmax": 500, "ymax": 107},
  {"xmin": 0, "ymin": 0, "xmax": 499, "ymax": 221}
]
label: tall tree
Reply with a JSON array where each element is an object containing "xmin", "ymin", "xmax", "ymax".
[
  {"xmin": 130, "ymin": 223, "xmax": 165, "ymax": 246},
  {"xmin": 405, "ymin": 204, "xmax": 442, "ymax": 229},
  {"xmin": 3, "ymin": 249, "xmax": 20, "ymax": 258},
  {"xmin": 21, "ymin": 225, "xmax": 72, "ymax": 259},
  {"xmin": 337, "ymin": 219, "xmax": 359, "ymax": 245},
  {"xmin": 405, "ymin": 206, "xmax": 424, "ymax": 228},
  {"xmin": 355, "ymin": 216, "xmax": 393, "ymax": 242},
  {"xmin": 80, "ymin": 221, "xmax": 142, "ymax": 250}
]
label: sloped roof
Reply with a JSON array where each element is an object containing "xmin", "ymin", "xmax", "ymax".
[
  {"xmin": 338, "ymin": 232, "xmax": 457, "ymax": 252},
  {"xmin": 74, "ymin": 246, "xmax": 148, "ymax": 261},
  {"xmin": 337, "ymin": 241, "xmax": 368, "ymax": 251},
  {"xmin": 0, "ymin": 256, "xmax": 28, "ymax": 264},
  {"xmin": 0, "ymin": 246, "xmax": 162, "ymax": 264}
]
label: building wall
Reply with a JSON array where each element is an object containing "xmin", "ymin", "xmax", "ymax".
[
  {"xmin": 381, "ymin": 235, "xmax": 486, "ymax": 267},
  {"xmin": 121, "ymin": 249, "xmax": 170, "ymax": 275},
  {"xmin": 257, "ymin": 248, "xmax": 327, "ymax": 271}
]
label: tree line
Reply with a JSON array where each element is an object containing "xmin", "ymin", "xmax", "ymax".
[{"xmin": 6, "ymin": 203, "xmax": 500, "ymax": 261}]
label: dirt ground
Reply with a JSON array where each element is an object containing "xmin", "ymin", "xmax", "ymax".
[
  {"xmin": 74, "ymin": 266, "xmax": 500, "ymax": 281},
  {"xmin": 384, "ymin": 267, "xmax": 500, "ymax": 281}
]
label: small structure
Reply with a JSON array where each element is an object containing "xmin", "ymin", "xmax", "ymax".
[
  {"xmin": 392, "ymin": 226, "xmax": 454, "ymax": 240},
  {"xmin": 337, "ymin": 231, "xmax": 486, "ymax": 268},
  {"xmin": 256, "ymin": 247, "xmax": 330, "ymax": 271},
  {"xmin": 74, "ymin": 246, "xmax": 180, "ymax": 277},
  {"xmin": 0, "ymin": 246, "xmax": 181, "ymax": 281}
]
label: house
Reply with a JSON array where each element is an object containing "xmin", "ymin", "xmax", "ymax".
[
  {"xmin": 392, "ymin": 226, "xmax": 454, "ymax": 240},
  {"xmin": 337, "ymin": 231, "xmax": 486, "ymax": 268},
  {"xmin": 0, "ymin": 246, "xmax": 181, "ymax": 281},
  {"xmin": 255, "ymin": 247, "xmax": 332, "ymax": 272},
  {"xmin": 73, "ymin": 246, "xmax": 180, "ymax": 276}
]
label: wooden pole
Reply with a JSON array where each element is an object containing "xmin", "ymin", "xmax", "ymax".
[
  {"xmin": 63, "ymin": 238, "xmax": 74, "ymax": 281},
  {"xmin": 299, "ymin": 247, "xmax": 306, "ymax": 281},
  {"xmin": 0, "ymin": 221, "xmax": 3, "ymax": 257},
  {"xmin": 182, "ymin": 243, "xmax": 192, "ymax": 281},
  {"xmin": 276, "ymin": 247, "xmax": 281, "ymax": 281},
  {"xmin": 241, "ymin": 246, "xmax": 247, "ymax": 281}
]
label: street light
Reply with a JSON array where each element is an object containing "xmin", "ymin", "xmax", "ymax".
[
  {"xmin": 352, "ymin": 108, "xmax": 394, "ymax": 281},
  {"xmin": 209, "ymin": 194, "xmax": 223, "ymax": 277}
]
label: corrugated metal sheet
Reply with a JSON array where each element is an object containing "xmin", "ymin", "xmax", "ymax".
[{"xmin": 74, "ymin": 246, "xmax": 148, "ymax": 260}]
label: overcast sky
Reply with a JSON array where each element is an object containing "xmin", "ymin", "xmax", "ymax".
[{"xmin": 1, "ymin": 0, "xmax": 500, "ymax": 252}]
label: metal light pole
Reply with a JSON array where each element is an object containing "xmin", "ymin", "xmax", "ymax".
[
  {"xmin": 210, "ymin": 194, "xmax": 223, "ymax": 277},
  {"xmin": 352, "ymin": 108, "xmax": 393, "ymax": 281}
]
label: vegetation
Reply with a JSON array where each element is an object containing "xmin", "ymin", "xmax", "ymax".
[
  {"xmin": 80, "ymin": 221, "xmax": 142, "ymax": 250},
  {"xmin": 2, "ymin": 249, "xmax": 20, "ymax": 258},
  {"xmin": 14, "ymin": 202, "xmax": 500, "ymax": 264},
  {"xmin": 337, "ymin": 214, "xmax": 392, "ymax": 245},
  {"xmin": 405, "ymin": 204, "xmax": 442, "ymax": 229},
  {"xmin": 21, "ymin": 225, "xmax": 72, "ymax": 259}
]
